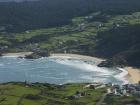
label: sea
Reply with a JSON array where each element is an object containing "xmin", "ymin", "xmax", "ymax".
[{"xmin": 0, "ymin": 56, "xmax": 129, "ymax": 85}]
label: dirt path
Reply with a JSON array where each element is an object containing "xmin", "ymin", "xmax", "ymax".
[{"xmin": 95, "ymin": 93, "xmax": 107, "ymax": 105}]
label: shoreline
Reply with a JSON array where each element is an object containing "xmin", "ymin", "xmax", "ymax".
[
  {"xmin": 50, "ymin": 53, "xmax": 131, "ymax": 84},
  {"xmin": 1, "ymin": 52, "xmax": 105, "ymax": 64},
  {"xmin": 50, "ymin": 53, "xmax": 105, "ymax": 65},
  {"xmin": 115, "ymin": 68, "xmax": 130, "ymax": 84},
  {"xmin": 125, "ymin": 67, "xmax": 140, "ymax": 84},
  {"xmin": 1, "ymin": 52, "xmax": 137, "ymax": 84},
  {"xmin": 1, "ymin": 52, "xmax": 33, "ymax": 57}
]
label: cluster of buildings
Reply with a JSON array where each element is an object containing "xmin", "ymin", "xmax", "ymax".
[
  {"xmin": 84, "ymin": 82, "xmax": 106, "ymax": 89},
  {"xmin": 83, "ymin": 82, "xmax": 140, "ymax": 98},
  {"xmin": 107, "ymin": 83, "xmax": 140, "ymax": 97},
  {"xmin": 67, "ymin": 91, "xmax": 88, "ymax": 100},
  {"xmin": 67, "ymin": 83, "xmax": 105, "ymax": 100}
]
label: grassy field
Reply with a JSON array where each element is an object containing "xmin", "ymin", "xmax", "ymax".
[
  {"xmin": 103, "ymin": 95, "xmax": 139, "ymax": 105},
  {"xmin": 0, "ymin": 82, "xmax": 138, "ymax": 105},
  {"xmin": 1, "ymin": 12, "xmax": 140, "ymax": 54},
  {"xmin": 0, "ymin": 83, "xmax": 107, "ymax": 105}
]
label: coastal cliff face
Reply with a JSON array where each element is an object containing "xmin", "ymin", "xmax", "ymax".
[{"xmin": 0, "ymin": 0, "xmax": 140, "ymax": 67}]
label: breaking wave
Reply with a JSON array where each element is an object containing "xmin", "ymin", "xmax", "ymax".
[
  {"xmin": 52, "ymin": 58, "xmax": 129, "ymax": 84},
  {"xmin": 54, "ymin": 59, "xmax": 112, "ymax": 74},
  {"xmin": 114, "ymin": 68, "xmax": 129, "ymax": 84}
]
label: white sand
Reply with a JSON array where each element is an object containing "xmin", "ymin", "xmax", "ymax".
[{"xmin": 2, "ymin": 52, "xmax": 33, "ymax": 57}]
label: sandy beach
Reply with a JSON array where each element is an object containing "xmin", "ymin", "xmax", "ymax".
[
  {"xmin": 50, "ymin": 53, "xmax": 140, "ymax": 84},
  {"xmin": 1, "ymin": 52, "xmax": 137, "ymax": 84},
  {"xmin": 50, "ymin": 53, "xmax": 105, "ymax": 65},
  {"xmin": 1, "ymin": 52, "xmax": 33, "ymax": 57},
  {"xmin": 125, "ymin": 67, "xmax": 140, "ymax": 84}
]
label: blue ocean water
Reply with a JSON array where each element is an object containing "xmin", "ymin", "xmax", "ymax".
[{"xmin": 0, "ymin": 57, "xmax": 128, "ymax": 84}]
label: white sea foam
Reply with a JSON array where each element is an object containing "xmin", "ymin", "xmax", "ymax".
[
  {"xmin": 54, "ymin": 59, "xmax": 112, "ymax": 74},
  {"xmin": 53, "ymin": 58, "xmax": 129, "ymax": 84},
  {"xmin": 114, "ymin": 68, "xmax": 129, "ymax": 84}
]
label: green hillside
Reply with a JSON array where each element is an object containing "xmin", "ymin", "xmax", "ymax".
[
  {"xmin": 0, "ymin": 0, "xmax": 140, "ymax": 32},
  {"xmin": 0, "ymin": 0, "xmax": 140, "ymax": 67},
  {"xmin": 1, "ymin": 11, "xmax": 140, "ymax": 67}
]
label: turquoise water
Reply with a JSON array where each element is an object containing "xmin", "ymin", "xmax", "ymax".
[{"xmin": 0, "ymin": 57, "xmax": 128, "ymax": 84}]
